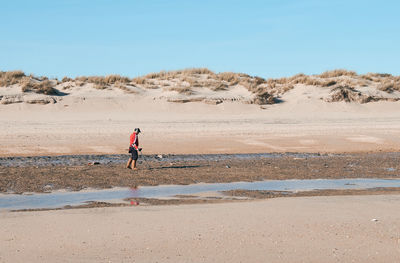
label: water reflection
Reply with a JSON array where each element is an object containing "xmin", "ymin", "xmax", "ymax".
[{"xmin": 1, "ymin": 178, "xmax": 400, "ymax": 211}]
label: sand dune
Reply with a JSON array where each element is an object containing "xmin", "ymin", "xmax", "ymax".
[{"xmin": 1, "ymin": 68, "xmax": 400, "ymax": 105}]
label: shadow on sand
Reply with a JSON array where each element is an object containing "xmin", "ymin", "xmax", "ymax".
[{"xmin": 142, "ymin": 164, "xmax": 207, "ymax": 170}]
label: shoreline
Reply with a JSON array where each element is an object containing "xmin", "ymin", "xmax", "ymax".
[{"xmin": 6, "ymin": 186, "xmax": 400, "ymax": 212}]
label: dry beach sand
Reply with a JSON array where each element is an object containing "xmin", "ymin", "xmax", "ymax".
[{"xmin": 1, "ymin": 69, "xmax": 400, "ymax": 262}]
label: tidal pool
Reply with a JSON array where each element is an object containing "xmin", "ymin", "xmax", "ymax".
[{"xmin": 1, "ymin": 178, "xmax": 400, "ymax": 211}]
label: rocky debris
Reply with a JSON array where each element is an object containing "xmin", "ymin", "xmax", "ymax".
[
  {"xmin": 204, "ymin": 99, "xmax": 223, "ymax": 105},
  {"xmin": 25, "ymin": 97, "xmax": 57, "ymax": 104},
  {"xmin": 166, "ymin": 98, "xmax": 203, "ymax": 103},
  {"xmin": 43, "ymin": 184, "xmax": 54, "ymax": 192},
  {"xmin": 0, "ymin": 95, "xmax": 59, "ymax": 105},
  {"xmin": 0, "ymin": 95, "xmax": 23, "ymax": 104}
]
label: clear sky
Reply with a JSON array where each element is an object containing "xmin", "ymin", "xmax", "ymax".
[{"xmin": 1, "ymin": 0, "xmax": 399, "ymax": 79}]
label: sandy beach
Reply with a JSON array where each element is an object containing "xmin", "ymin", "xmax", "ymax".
[{"xmin": 1, "ymin": 195, "xmax": 400, "ymax": 262}]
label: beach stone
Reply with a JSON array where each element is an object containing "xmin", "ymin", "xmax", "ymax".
[{"xmin": 43, "ymin": 184, "xmax": 53, "ymax": 192}]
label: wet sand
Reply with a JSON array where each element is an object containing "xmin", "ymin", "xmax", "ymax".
[
  {"xmin": 224, "ymin": 187, "xmax": 400, "ymax": 199},
  {"xmin": 1, "ymin": 195, "xmax": 400, "ymax": 263},
  {"xmin": 1, "ymin": 152, "xmax": 400, "ymax": 194}
]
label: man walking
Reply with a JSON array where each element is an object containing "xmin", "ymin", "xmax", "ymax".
[{"xmin": 126, "ymin": 128, "xmax": 141, "ymax": 170}]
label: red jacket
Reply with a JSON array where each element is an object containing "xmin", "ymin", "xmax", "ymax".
[{"xmin": 130, "ymin": 133, "xmax": 139, "ymax": 150}]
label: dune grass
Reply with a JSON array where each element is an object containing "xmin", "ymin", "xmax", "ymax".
[
  {"xmin": 76, "ymin": 75, "xmax": 130, "ymax": 85},
  {"xmin": 0, "ymin": 70, "xmax": 26, "ymax": 87},
  {"xmin": 168, "ymin": 86, "xmax": 194, "ymax": 95},
  {"xmin": 319, "ymin": 69, "xmax": 357, "ymax": 78},
  {"xmin": 377, "ymin": 81, "xmax": 400, "ymax": 93},
  {"xmin": 21, "ymin": 80, "xmax": 58, "ymax": 95}
]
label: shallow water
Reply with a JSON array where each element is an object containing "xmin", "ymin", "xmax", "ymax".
[{"xmin": 1, "ymin": 178, "xmax": 400, "ymax": 211}]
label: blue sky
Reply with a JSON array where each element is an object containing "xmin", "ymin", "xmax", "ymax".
[{"xmin": 1, "ymin": 0, "xmax": 399, "ymax": 78}]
